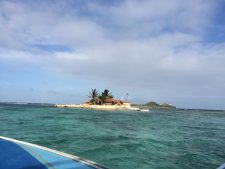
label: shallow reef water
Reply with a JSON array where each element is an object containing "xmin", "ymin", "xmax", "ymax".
[{"xmin": 1, "ymin": 104, "xmax": 225, "ymax": 169}]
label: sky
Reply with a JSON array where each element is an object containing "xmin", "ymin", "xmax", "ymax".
[{"xmin": 0, "ymin": 0, "xmax": 225, "ymax": 109}]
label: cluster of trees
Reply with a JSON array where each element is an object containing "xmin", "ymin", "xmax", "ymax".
[{"xmin": 88, "ymin": 89, "xmax": 113, "ymax": 105}]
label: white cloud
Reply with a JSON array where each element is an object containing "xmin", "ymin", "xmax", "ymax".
[{"xmin": 0, "ymin": 0, "xmax": 225, "ymax": 109}]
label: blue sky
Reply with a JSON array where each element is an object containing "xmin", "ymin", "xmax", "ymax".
[{"xmin": 0, "ymin": 0, "xmax": 225, "ymax": 109}]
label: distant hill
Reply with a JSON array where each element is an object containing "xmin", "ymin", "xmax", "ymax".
[
  {"xmin": 144, "ymin": 101, "xmax": 160, "ymax": 107},
  {"xmin": 132, "ymin": 101, "xmax": 176, "ymax": 109},
  {"xmin": 160, "ymin": 103, "xmax": 176, "ymax": 109}
]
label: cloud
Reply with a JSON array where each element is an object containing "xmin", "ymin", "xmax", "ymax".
[
  {"xmin": 0, "ymin": 0, "xmax": 225, "ymax": 109},
  {"xmin": 86, "ymin": 0, "xmax": 215, "ymax": 36}
]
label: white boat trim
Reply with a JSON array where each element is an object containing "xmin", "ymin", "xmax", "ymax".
[{"xmin": 217, "ymin": 163, "xmax": 225, "ymax": 169}]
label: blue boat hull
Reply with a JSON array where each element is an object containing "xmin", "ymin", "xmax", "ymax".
[{"xmin": 0, "ymin": 136, "xmax": 108, "ymax": 169}]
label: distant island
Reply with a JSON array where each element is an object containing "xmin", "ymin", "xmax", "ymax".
[
  {"xmin": 56, "ymin": 89, "xmax": 132, "ymax": 110},
  {"xmin": 56, "ymin": 89, "xmax": 176, "ymax": 111},
  {"xmin": 132, "ymin": 101, "xmax": 176, "ymax": 109},
  {"xmin": 0, "ymin": 102, "xmax": 54, "ymax": 107}
]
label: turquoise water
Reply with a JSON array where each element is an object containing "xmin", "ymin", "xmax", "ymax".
[{"xmin": 1, "ymin": 104, "xmax": 225, "ymax": 169}]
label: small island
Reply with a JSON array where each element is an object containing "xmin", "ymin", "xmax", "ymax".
[
  {"xmin": 132, "ymin": 101, "xmax": 176, "ymax": 109},
  {"xmin": 56, "ymin": 89, "xmax": 176, "ymax": 111},
  {"xmin": 56, "ymin": 89, "xmax": 132, "ymax": 110}
]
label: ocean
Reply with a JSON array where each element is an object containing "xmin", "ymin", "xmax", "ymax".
[{"xmin": 0, "ymin": 104, "xmax": 225, "ymax": 169}]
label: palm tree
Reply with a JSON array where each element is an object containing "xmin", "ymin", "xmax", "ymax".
[
  {"xmin": 99, "ymin": 92, "xmax": 107, "ymax": 104},
  {"xmin": 98, "ymin": 89, "xmax": 113, "ymax": 104},
  {"xmin": 88, "ymin": 89, "xmax": 99, "ymax": 105},
  {"xmin": 103, "ymin": 89, "xmax": 113, "ymax": 98}
]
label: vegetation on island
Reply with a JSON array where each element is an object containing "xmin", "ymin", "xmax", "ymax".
[
  {"xmin": 88, "ymin": 89, "xmax": 99, "ymax": 105},
  {"xmin": 88, "ymin": 89, "xmax": 176, "ymax": 109},
  {"xmin": 88, "ymin": 89, "xmax": 114, "ymax": 105},
  {"xmin": 132, "ymin": 101, "xmax": 176, "ymax": 109}
]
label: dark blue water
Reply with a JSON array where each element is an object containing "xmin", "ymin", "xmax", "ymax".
[{"xmin": 1, "ymin": 104, "xmax": 225, "ymax": 169}]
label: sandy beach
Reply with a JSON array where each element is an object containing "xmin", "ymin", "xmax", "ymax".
[{"xmin": 55, "ymin": 103, "xmax": 134, "ymax": 111}]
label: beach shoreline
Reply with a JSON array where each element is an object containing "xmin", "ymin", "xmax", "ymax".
[{"xmin": 55, "ymin": 103, "xmax": 139, "ymax": 111}]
